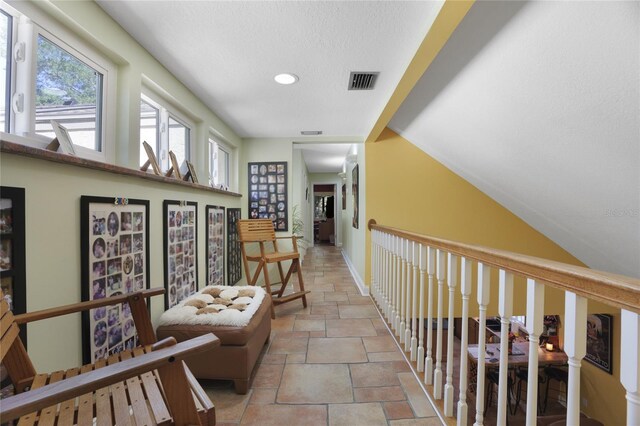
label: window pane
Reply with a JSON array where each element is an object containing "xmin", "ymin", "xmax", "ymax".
[
  {"xmin": 0, "ymin": 10, "xmax": 11, "ymax": 133},
  {"xmin": 209, "ymin": 139, "xmax": 218, "ymax": 185},
  {"xmin": 219, "ymin": 147, "xmax": 229, "ymax": 187},
  {"xmin": 35, "ymin": 35, "xmax": 103, "ymax": 151},
  {"xmin": 139, "ymin": 100, "xmax": 159, "ymax": 167},
  {"xmin": 168, "ymin": 116, "xmax": 188, "ymax": 167}
]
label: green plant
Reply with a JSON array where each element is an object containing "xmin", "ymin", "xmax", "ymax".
[{"xmin": 292, "ymin": 204, "xmax": 304, "ymax": 237}]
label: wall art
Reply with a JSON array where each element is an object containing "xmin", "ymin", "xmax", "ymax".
[
  {"xmin": 248, "ymin": 161, "xmax": 288, "ymax": 231},
  {"xmin": 227, "ymin": 208, "xmax": 242, "ymax": 285},
  {"xmin": 163, "ymin": 200, "xmax": 198, "ymax": 309},
  {"xmin": 206, "ymin": 205, "xmax": 225, "ymax": 286},
  {"xmin": 585, "ymin": 313, "xmax": 613, "ymax": 374},
  {"xmin": 80, "ymin": 196, "xmax": 149, "ymax": 363},
  {"xmin": 352, "ymin": 164, "xmax": 359, "ymax": 229}
]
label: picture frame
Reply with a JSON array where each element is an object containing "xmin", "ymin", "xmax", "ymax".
[
  {"xmin": 140, "ymin": 141, "xmax": 161, "ymax": 176},
  {"xmin": 342, "ymin": 184, "xmax": 346, "ymax": 210},
  {"xmin": 184, "ymin": 161, "xmax": 199, "ymax": 184},
  {"xmin": 585, "ymin": 314, "xmax": 613, "ymax": 374},
  {"xmin": 80, "ymin": 196, "xmax": 150, "ymax": 364},
  {"xmin": 165, "ymin": 151, "xmax": 183, "ymax": 179},
  {"xmin": 0, "ymin": 187, "xmax": 26, "ymax": 346},
  {"xmin": 163, "ymin": 200, "xmax": 198, "ymax": 309},
  {"xmin": 227, "ymin": 208, "xmax": 242, "ymax": 285},
  {"xmin": 247, "ymin": 161, "xmax": 288, "ymax": 231},
  {"xmin": 352, "ymin": 164, "xmax": 359, "ymax": 229},
  {"xmin": 206, "ymin": 205, "xmax": 225, "ymax": 286},
  {"xmin": 47, "ymin": 120, "xmax": 77, "ymax": 155}
]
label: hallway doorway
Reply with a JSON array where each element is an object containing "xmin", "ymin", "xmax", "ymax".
[{"xmin": 313, "ymin": 184, "xmax": 336, "ymax": 245}]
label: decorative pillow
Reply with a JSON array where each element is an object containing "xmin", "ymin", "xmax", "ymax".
[{"xmin": 159, "ymin": 285, "xmax": 266, "ymax": 327}]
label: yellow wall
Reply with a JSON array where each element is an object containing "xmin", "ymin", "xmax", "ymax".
[{"xmin": 365, "ymin": 127, "xmax": 624, "ymax": 423}]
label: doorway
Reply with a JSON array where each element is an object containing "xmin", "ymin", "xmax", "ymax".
[{"xmin": 313, "ymin": 184, "xmax": 336, "ymax": 245}]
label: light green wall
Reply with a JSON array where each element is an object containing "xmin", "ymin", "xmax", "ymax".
[{"xmin": 1, "ymin": 154, "xmax": 241, "ymax": 372}]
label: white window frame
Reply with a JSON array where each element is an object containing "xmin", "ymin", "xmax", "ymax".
[
  {"xmin": 1, "ymin": 0, "xmax": 116, "ymax": 163},
  {"xmin": 208, "ymin": 132, "xmax": 234, "ymax": 191},
  {"xmin": 140, "ymin": 89, "xmax": 193, "ymax": 173}
]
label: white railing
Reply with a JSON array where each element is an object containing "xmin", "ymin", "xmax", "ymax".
[{"xmin": 368, "ymin": 220, "xmax": 640, "ymax": 426}]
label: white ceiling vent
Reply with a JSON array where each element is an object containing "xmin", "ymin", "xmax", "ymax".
[
  {"xmin": 301, "ymin": 130, "xmax": 322, "ymax": 135},
  {"xmin": 348, "ymin": 72, "xmax": 379, "ymax": 90}
]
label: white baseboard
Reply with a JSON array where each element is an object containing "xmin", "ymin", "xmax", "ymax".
[{"xmin": 341, "ymin": 250, "xmax": 368, "ymax": 296}]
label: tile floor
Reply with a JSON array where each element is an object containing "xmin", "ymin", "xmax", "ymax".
[{"xmin": 203, "ymin": 245, "xmax": 443, "ymax": 426}]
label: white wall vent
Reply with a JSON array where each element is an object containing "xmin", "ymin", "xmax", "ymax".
[{"xmin": 348, "ymin": 72, "xmax": 379, "ymax": 90}]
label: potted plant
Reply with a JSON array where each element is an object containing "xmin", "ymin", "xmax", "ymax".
[{"xmin": 292, "ymin": 204, "xmax": 307, "ymax": 261}]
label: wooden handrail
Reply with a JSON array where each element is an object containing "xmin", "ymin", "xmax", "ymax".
[
  {"xmin": 13, "ymin": 288, "xmax": 165, "ymax": 324},
  {"xmin": 368, "ymin": 220, "xmax": 640, "ymax": 314}
]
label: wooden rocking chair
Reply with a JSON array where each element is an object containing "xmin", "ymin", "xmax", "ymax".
[
  {"xmin": 0, "ymin": 288, "xmax": 220, "ymax": 426},
  {"xmin": 238, "ymin": 219, "xmax": 309, "ymax": 318}
]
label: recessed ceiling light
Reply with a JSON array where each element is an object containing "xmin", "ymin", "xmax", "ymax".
[{"xmin": 274, "ymin": 73, "xmax": 299, "ymax": 85}]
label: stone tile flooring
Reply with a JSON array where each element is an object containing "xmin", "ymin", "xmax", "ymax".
[{"xmin": 203, "ymin": 245, "xmax": 443, "ymax": 425}]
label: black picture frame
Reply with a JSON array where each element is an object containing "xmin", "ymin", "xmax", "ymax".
[
  {"xmin": 352, "ymin": 164, "xmax": 359, "ymax": 229},
  {"xmin": 585, "ymin": 313, "xmax": 613, "ymax": 374},
  {"xmin": 0, "ymin": 186, "xmax": 26, "ymax": 346},
  {"xmin": 206, "ymin": 205, "xmax": 225, "ymax": 286},
  {"xmin": 248, "ymin": 161, "xmax": 288, "ymax": 231},
  {"xmin": 80, "ymin": 196, "xmax": 150, "ymax": 364},
  {"xmin": 163, "ymin": 200, "xmax": 198, "ymax": 309},
  {"xmin": 227, "ymin": 208, "xmax": 242, "ymax": 285}
]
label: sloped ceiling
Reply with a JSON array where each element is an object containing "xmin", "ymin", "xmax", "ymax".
[{"xmin": 390, "ymin": 1, "xmax": 639, "ymax": 277}]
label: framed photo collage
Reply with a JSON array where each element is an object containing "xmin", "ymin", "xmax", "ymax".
[{"xmin": 248, "ymin": 161, "xmax": 288, "ymax": 231}]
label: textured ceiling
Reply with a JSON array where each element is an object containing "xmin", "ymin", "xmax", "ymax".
[
  {"xmin": 295, "ymin": 143, "xmax": 354, "ymax": 173},
  {"xmin": 390, "ymin": 1, "xmax": 640, "ymax": 277},
  {"xmin": 97, "ymin": 0, "xmax": 443, "ymax": 139}
]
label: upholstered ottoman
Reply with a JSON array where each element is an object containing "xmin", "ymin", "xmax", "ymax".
[{"xmin": 156, "ymin": 286, "xmax": 272, "ymax": 394}]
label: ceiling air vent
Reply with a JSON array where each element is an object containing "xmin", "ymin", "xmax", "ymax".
[
  {"xmin": 348, "ymin": 72, "xmax": 379, "ymax": 90},
  {"xmin": 301, "ymin": 130, "xmax": 322, "ymax": 135}
]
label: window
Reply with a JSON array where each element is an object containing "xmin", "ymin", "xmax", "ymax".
[
  {"xmin": 139, "ymin": 99, "xmax": 159, "ymax": 167},
  {"xmin": 34, "ymin": 34, "xmax": 103, "ymax": 151},
  {"xmin": 139, "ymin": 91, "xmax": 192, "ymax": 172},
  {"xmin": 209, "ymin": 136, "xmax": 231, "ymax": 189},
  {"xmin": 0, "ymin": 9, "xmax": 11, "ymax": 133},
  {"xmin": 0, "ymin": 2, "xmax": 114, "ymax": 161}
]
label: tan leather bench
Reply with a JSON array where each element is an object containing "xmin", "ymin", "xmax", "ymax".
[{"xmin": 157, "ymin": 294, "xmax": 272, "ymax": 394}]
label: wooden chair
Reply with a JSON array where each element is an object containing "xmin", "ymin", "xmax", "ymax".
[
  {"xmin": 0, "ymin": 288, "xmax": 220, "ymax": 426},
  {"xmin": 238, "ymin": 219, "xmax": 309, "ymax": 318}
]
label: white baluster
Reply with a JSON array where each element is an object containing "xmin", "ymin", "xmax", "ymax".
[
  {"xmin": 399, "ymin": 238, "xmax": 406, "ymax": 341},
  {"xmin": 390, "ymin": 235, "xmax": 398, "ymax": 331},
  {"xmin": 424, "ymin": 246, "xmax": 436, "ymax": 385},
  {"xmin": 457, "ymin": 257, "xmax": 472, "ymax": 426},
  {"xmin": 444, "ymin": 253, "xmax": 458, "ymax": 416},
  {"xmin": 410, "ymin": 241, "xmax": 419, "ymax": 361},
  {"xmin": 404, "ymin": 239, "xmax": 412, "ymax": 351},
  {"xmin": 497, "ymin": 270, "xmax": 514, "ymax": 425},
  {"xmin": 371, "ymin": 231, "xmax": 377, "ymax": 303},
  {"xmin": 474, "ymin": 263, "xmax": 491, "ymax": 426},
  {"xmin": 417, "ymin": 244, "xmax": 427, "ymax": 372},
  {"xmin": 525, "ymin": 278, "xmax": 545, "ymax": 426},
  {"xmin": 384, "ymin": 233, "xmax": 391, "ymax": 320},
  {"xmin": 564, "ymin": 292, "xmax": 587, "ymax": 426},
  {"xmin": 396, "ymin": 236, "xmax": 403, "ymax": 333},
  {"xmin": 433, "ymin": 249, "xmax": 446, "ymax": 399},
  {"xmin": 621, "ymin": 310, "xmax": 640, "ymax": 425}
]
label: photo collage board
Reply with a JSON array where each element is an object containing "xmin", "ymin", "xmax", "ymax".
[
  {"xmin": 227, "ymin": 208, "xmax": 242, "ymax": 285},
  {"xmin": 80, "ymin": 196, "xmax": 149, "ymax": 364},
  {"xmin": 206, "ymin": 205, "xmax": 225, "ymax": 286},
  {"xmin": 163, "ymin": 201, "xmax": 198, "ymax": 309},
  {"xmin": 248, "ymin": 161, "xmax": 288, "ymax": 231}
]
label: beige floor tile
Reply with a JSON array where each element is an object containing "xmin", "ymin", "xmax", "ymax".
[
  {"xmin": 311, "ymin": 304, "xmax": 340, "ymax": 315},
  {"xmin": 328, "ymin": 402, "xmax": 388, "ymax": 426},
  {"xmin": 307, "ymin": 337, "xmax": 368, "ymax": 363},
  {"xmin": 350, "ymin": 362, "xmax": 402, "ymax": 387},
  {"xmin": 286, "ymin": 353, "xmax": 306, "ymax": 363},
  {"xmin": 268, "ymin": 336, "xmax": 309, "ymax": 354},
  {"xmin": 271, "ymin": 315, "xmax": 295, "ymax": 332},
  {"xmin": 348, "ymin": 294, "xmax": 374, "ymax": 305},
  {"xmin": 293, "ymin": 319, "xmax": 326, "ymax": 332},
  {"xmin": 324, "ymin": 292, "xmax": 350, "ymax": 302},
  {"xmin": 273, "ymin": 330, "xmax": 310, "ymax": 339},
  {"xmin": 388, "ymin": 418, "xmax": 443, "ymax": 425},
  {"xmin": 259, "ymin": 353, "xmax": 286, "ymax": 364},
  {"xmin": 326, "ymin": 318, "xmax": 377, "ymax": 337},
  {"xmin": 368, "ymin": 351, "xmax": 406, "ymax": 362},
  {"xmin": 339, "ymin": 304, "xmax": 380, "ymax": 319},
  {"xmin": 371, "ymin": 317, "xmax": 390, "ymax": 330},
  {"xmin": 353, "ymin": 386, "xmax": 406, "ymax": 402},
  {"xmin": 203, "ymin": 382, "xmax": 251, "ymax": 423},
  {"xmin": 240, "ymin": 405, "xmax": 327, "ymax": 425},
  {"xmin": 248, "ymin": 388, "xmax": 277, "ymax": 405},
  {"xmin": 363, "ymin": 336, "xmax": 400, "ymax": 352},
  {"xmin": 384, "ymin": 401, "xmax": 415, "ymax": 420},
  {"xmin": 251, "ymin": 363, "xmax": 284, "ymax": 388},
  {"xmin": 397, "ymin": 372, "xmax": 437, "ymax": 418},
  {"xmin": 277, "ymin": 364, "xmax": 353, "ymax": 404},
  {"xmin": 309, "ymin": 284, "xmax": 336, "ymax": 292},
  {"xmin": 309, "ymin": 330, "xmax": 326, "ymax": 337}
]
